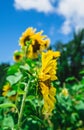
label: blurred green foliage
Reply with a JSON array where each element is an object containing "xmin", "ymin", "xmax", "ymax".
[
  {"xmin": 0, "ymin": 68, "xmax": 84, "ymax": 130},
  {"xmin": 0, "ymin": 63, "xmax": 10, "ymax": 95},
  {"xmin": 52, "ymin": 71, "xmax": 84, "ymax": 130},
  {"xmin": 54, "ymin": 29, "xmax": 84, "ymax": 84}
]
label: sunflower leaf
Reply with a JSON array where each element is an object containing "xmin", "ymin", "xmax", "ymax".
[{"xmin": 6, "ymin": 72, "xmax": 22, "ymax": 85}]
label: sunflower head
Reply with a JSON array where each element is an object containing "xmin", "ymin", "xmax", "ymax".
[
  {"xmin": 38, "ymin": 50, "xmax": 60, "ymax": 116},
  {"xmin": 13, "ymin": 50, "xmax": 23, "ymax": 62},
  {"xmin": 31, "ymin": 31, "xmax": 50, "ymax": 50},
  {"xmin": 26, "ymin": 31, "xmax": 50, "ymax": 59},
  {"xmin": 19, "ymin": 27, "xmax": 36, "ymax": 47},
  {"xmin": 2, "ymin": 82, "xmax": 10, "ymax": 96},
  {"xmin": 19, "ymin": 28, "xmax": 50, "ymax": 59},
  {"xmin": 39, "ymin": 50, "xmax": 60, "ymax": 82},
  {"xmin": 2, "ymin": 82, "xmax": 16, "ymax": 101}
]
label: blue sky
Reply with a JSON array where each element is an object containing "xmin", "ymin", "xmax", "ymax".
[{"xmin": 0, "ymin": 0, "xmax": 84, "ymax": 63}]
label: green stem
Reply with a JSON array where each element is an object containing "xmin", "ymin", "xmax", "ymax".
[{"xmin": 17, "ymin": 81, "xmax": 30, "ymax": 130}]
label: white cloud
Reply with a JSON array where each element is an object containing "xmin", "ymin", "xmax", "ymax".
[
  {"xmin": 57, "ymin": 0, "xmax": 84, "ymax": 34},
  {"xmin": 61, "ymin": 20, "xmax": 72, "ymax": 35},
  {"xmin": 14, "ymin": 0, "xmax": 84, "ymax": 35},
  {"xmin": 14, "ymin": 0, "xmax": 55, "ymax": 13}
]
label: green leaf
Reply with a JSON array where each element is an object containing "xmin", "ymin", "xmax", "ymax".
[
  {"xmin": 2, "ymin": 115, "xmax": 14, "ymax": 129},
  {"xmin": 27, "ymin": 95, "xmax": 35, "ymax": 100},
  {"xmin": 27, "ymin": 115, "xmax": 44, "ymax": 125},
  {"xmin": 72, "ymin": 84, "xmax": 84, "ymax": 92},
  {"xmin": 79, "ymin": 70, "xmax": 84, "ymax": 75},
  {"xmin": 26, "ymin": 58, "xmax": 36, "ymax": 68},
  {"xmin": 0, "ymin": 103, "xmax": 16, "ymax": 109},
  {"xmin": 7, "ymin": 90, "xmax": 16, "ymax": 97},
  {"xmin": 71, "ymin": 113, "xmax": 79, "ymax": 123},
  {"xmin": 75, "ymin": 101, "xmax": 84, "ymax": 110},
  {"xmin": 26, "ymin": 99, "xmax": 36, "ymax": 111},
  {"xmin": 81, "ymin": 77, "xmax": 84, "ymax": 84},
  {"xmin": 7, "ymin": 63, "xmax": 20, "ymax": 75},
  {"xmin": 6, "ymin": 72, "xmax": 22, "ymax": 85},
  {"xmin": 17, "ymin": 88, "xmax": 25, "ymax": 95},
  {"xmin": 65, "ymin": 76, "xmax": 75, "ymax": 82},
  {"xmin": 20, "ymin": 64, "xmax": 30, "ymax": 71},
  {"xmin": 32, "ymin": 120, "xmax": 37, "ymax": 124}
]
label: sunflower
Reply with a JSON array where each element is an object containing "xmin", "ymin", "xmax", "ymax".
[
  {"xmin": 31, "ymin": 31, "xmax": 50, "ymax": 50},
  {"xmin": 2, "ymin": 83, "xmax": 10, "ymax": 96},
  {"xmin": 39, "ymin": 50, "xmax": 60, "ymax": 116},
  {"xmin": 2, "ymin": 83, "xmax": 16, "ymax": 101},
  {"xmin": 13, "ymin": 50, "xmax": 23, "ymax": 62},
  {"xmin": 39, "ymin": 50, "xmax": 60, "ymax": 81},
  {"xmin": 19, "ymin": 27, "xmax": 36, "ymax": 47},
  {"xmin": 19, "ymin": 28, "xmax": 50, "ymax": 59},
  {"xmin": 27, "ymin": 31, "xmax": 50, "ymax": 59}
]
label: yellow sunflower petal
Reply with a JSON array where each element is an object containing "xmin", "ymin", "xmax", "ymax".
[
  {"xmin": 19, "ymin": 27, "xmax": 36, "ymax": 47},
  {"xmin": 3, "ymin": 83, "xmax": 10, "ymax": 91}
]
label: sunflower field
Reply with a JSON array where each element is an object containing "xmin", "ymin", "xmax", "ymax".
[{"xmin": 0, "ymin": 27, "xmax": 84, "ymax": 130}]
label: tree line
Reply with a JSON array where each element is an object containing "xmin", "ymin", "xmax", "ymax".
[{"xmin": 51, "ymin": 29, "xmax": 84, "ymax": 84}]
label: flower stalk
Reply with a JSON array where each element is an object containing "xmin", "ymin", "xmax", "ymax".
[{"xmin": 17, "ymin": 81, "xmax": 30, "ymax": 130}]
